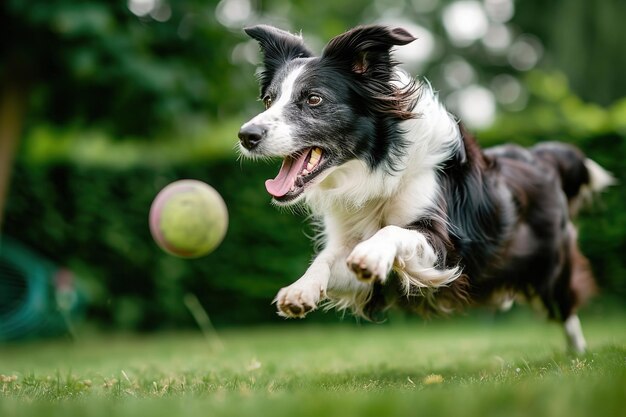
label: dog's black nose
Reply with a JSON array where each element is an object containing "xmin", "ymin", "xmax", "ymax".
[{"xmin": 238, "ymin": 124, "xmax": 265, "ymax": 150}]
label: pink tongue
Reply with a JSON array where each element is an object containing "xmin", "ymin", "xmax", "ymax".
[{"xmin": 265, "ymin": 150, "xmax": 311, "ymax": 197}]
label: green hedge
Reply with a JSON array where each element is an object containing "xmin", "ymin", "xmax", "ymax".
[{"xmin": 4, "ymin": 159, "xmax": 320, "ymax": 329}]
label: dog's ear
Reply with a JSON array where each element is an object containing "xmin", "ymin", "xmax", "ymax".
[
  {"xmin": 244, "ymin": 25, "xmax": 313, "ymax": 92},
  {"xmin": 322, "ymin": 25, "xmax": 415, "ymax": 76}
]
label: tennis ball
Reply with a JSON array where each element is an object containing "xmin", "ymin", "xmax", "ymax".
[{"xmin": 149, "ymin": 180, "xmax": 228, "ymax": 258}]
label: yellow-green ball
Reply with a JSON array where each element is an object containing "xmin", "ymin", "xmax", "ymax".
[{"xmin": 149, "ymin": 180, "xmax": 228, "ymax": 258}]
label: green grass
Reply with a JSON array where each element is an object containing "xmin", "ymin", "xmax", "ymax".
[{"xmin": 1, "ymin": 311, "xmax": 625, "ymax": 417}]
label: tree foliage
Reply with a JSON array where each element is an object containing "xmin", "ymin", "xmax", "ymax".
[{"xmin": 2, "ymin": 0, "xmax": 256, "ymax": 136}]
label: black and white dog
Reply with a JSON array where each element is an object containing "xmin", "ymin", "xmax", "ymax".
[{"xmin": 237, "ymin": 25, "xmax": 614, "ymax": 352}]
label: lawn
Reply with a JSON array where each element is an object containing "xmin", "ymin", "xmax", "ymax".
[{"xmin": 0, "ymin": 309, "xmax": 624, "ymax": 417}]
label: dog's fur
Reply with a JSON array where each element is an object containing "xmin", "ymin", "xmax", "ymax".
[{"xmin": 237, "ymin": 25, "xmax": 614, "ymax": 353}]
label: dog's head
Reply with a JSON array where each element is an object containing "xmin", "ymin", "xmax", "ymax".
[{"xmin": 238, "ymin": 25, "xmax": 417, "ymax": 206}]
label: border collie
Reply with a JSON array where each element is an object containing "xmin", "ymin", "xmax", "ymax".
[{"xmin": 237, "ymin": 25, "xmax": 614, "ymax": 353}]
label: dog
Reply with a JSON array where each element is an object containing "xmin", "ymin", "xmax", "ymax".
[{"xmin": 237, "ymin": 24, "xmax": 614, "ymax": 353}]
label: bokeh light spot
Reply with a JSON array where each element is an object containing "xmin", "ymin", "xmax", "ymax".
[
  {"xmin": 443, "ymin": 1, "xmax": 489, "ymax": 47},
  {"xmin": 447, "ymin": 85, "xmax": 496, "ymax": 129},
  {"xmin": 484, "ymin": 0, "xmax": 515, "ymax": 23},
  {"xmin": 216, "ymin": 0, "xmax": 253, "ymax": 28},
  {"xmin": 508, "ymin": 35, "xmax": 543, "ymax": 71},
  {"xmin": 128, "ymin": 0, "xmax": 156, "ymax": 17}
]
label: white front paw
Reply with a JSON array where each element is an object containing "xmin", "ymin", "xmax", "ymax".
[
  {"xmin": 274, "ymin": 282, "xmax": 321, "ymax": 318},
  {"xmin": 346, "ymin": 240, "xmax": 396, "ymax": 283}
]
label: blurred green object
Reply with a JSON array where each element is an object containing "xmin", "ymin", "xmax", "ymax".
[{"xmin": 0, "ymin": 236, "xmax": 83, "ymax": 341}]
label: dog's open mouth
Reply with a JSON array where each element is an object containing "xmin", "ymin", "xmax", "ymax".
[{"xmin": 265, "ymin": 147, "xmax": 327, "ymax": 202}]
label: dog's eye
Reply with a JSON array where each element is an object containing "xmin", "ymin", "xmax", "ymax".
[
  {"xmin": 263, "ymin": 96, "xmax": 273, "ymax": 109},
  {"xmin": 306, "ymin": 95, "xmax": 322, "ymax": 107}
]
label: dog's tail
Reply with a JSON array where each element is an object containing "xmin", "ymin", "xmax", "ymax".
[{"xmin": 531, "ymin": 142, "xmax": 616, "ymax": 216}]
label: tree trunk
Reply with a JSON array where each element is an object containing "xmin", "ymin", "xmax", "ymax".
[{"xmin": 0, "ymin": 67, "xmax": 28, "ymax": 232}]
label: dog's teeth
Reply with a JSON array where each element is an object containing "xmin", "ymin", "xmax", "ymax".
[
  {"xmin": 309, "ymin": 148, "xmax": 322, "ymax": 170},
  {"xmin": 302, "ymin": 148, "xmax": 322, "ymax": 176},
  {"xmin": 311, "ymin": 148, "xmax": 322, "ymax": 160}
]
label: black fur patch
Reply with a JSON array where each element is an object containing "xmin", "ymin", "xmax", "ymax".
[
  {"xmin": 363, "ymin": 127, "xmax": 597, "ymax": 320},
  {"xmin": 245, "ymin": 25, "xmax": 314, "ymax": 95}
]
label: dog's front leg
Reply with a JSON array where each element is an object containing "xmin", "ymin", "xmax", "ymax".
[
  {"xmin": 347, "ymin": 225, "xmax": 460, "ymax": 286},
  {"xmin": 274, "ymin": 249, "xmax": 336, "ymax": 318}
]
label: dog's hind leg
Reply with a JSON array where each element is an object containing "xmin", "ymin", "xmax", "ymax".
[
  {"xmin": 564, "ymin": 314, "xmax": 587, "ymax": 354},
  {"xmin": 553, "ymin": 224, "xmax": 596, "ymax": 353}
]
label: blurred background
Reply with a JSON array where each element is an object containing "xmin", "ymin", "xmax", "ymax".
[{"xmin": 1, "ymin": 0, "xmax": 624, "ymax": 340}]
